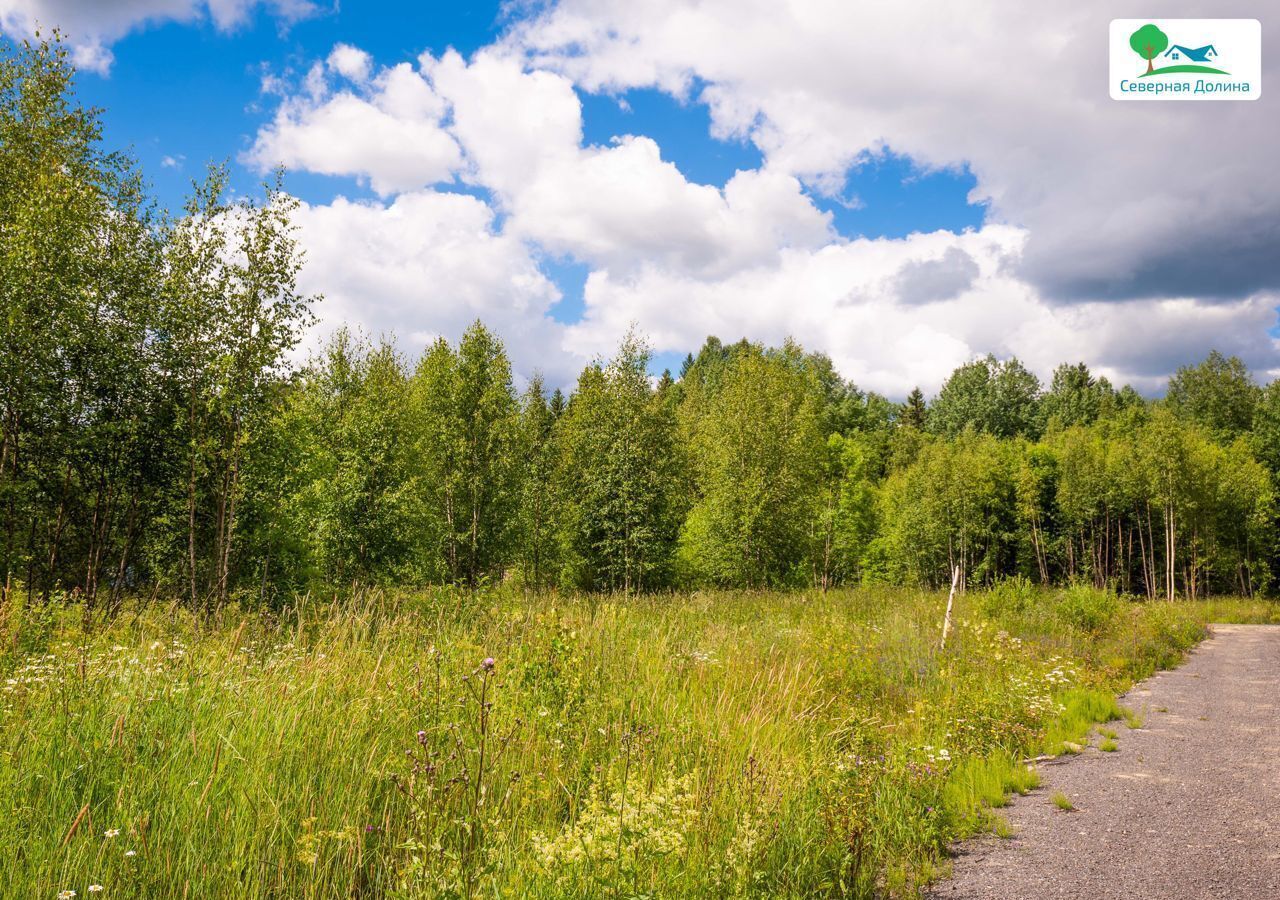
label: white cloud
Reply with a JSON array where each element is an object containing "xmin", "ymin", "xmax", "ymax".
[
  {"xmin": 512, "ymin": 0, "xmax": 1280, "ymax": 303},
  {"xmin": 426, "ymin": 49, "xmax": 583, "ymax": 196},
  {"xmin": 243, "ymin": 32, "xmax": 1280, "ymax": 395},
  {"xmin": 502, "ymin": 137, "xmax": 831, "ymax": 277},
  {"xmin": 563, "ymin": 225, "xmax": 1280, "ymax": 397},
  {"xmin": 262, "ymin": 48, "xmax": 834, "ymax": 279},
  {"xmin": 292, "ymin": 189, "xmax": 579, "ymax": 383},
  {"xmin": 326, "ymin": 42, "xmax": 370, "ymax": 82},
  {"xmin": 244, "ymin": 61, "xmax": 462, "ymax": 196},
  {"xmin": 0, "ymin": 0, "xmax": 319, "ymax": 73}
]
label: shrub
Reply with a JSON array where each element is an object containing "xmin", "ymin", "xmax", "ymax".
[
  {"xmin": 977, "ymin": 576, "xmax": 1036, "ymax": 618},
  {"xmin": 1053, "ymin": 584, "xmax": 1121, "ymax": 633}
]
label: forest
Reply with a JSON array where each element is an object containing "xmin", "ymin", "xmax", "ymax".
[{"xmin": 4, "ymin": 36, "xmax": 1280, "ymax": 612}]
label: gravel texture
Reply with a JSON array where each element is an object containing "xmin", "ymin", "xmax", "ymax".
[{"xmin": 930, "ymin": 624, "xmax": 1280, "ymax": 900}]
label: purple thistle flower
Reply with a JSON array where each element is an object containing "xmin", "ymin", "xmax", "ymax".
[
  {"xmin": 417, "ymin": 730, "xmax": 428, "ymax": 744},
  {"xmin": 482, "ymin": 657, "xmax": 496, "ymax": 672}
]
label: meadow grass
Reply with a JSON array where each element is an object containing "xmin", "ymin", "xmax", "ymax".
[{"xmin": 0, "ymin": 586, "xmax": 1272, "ymax": 898}]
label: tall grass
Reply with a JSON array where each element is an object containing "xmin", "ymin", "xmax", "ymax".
[{"xmin": 0, "ymin": 586, "xmax": 1270, "ymax": 898}]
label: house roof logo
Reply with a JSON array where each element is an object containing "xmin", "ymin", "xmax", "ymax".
[
  {"xmin": 1130, "ymin": 23, "xmax": 1229, "ymax": 77},
  {"xmin": 1111, "ymin": 19, "xmax": 1259, "ymax": 101}
]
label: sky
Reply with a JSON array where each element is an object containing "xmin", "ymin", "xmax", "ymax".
[{"xmin": 1, "ymin": 0, "xmax": 1278, "ymax": 396}]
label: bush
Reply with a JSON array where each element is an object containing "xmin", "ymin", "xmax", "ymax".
[
  {"xmin": 0, "ymin": 586, "xmax": 59, "ymax": 674},
  {"xmin": 1053, "ymin": 584, "xmax": 1121, "ymax": 633},
  {"xmin": 977, "ymin": 575, "xmax": 1036, "ymax": 618}
]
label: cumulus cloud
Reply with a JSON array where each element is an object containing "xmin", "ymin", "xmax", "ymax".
[
  {"xmin": 249, "ymin": 32, "xmax": 1279, "ymax": 396},
  {"xmin": 563, "ymin": 225, "xmax": 1280, "ymax": 397},
  {"xmin": 893, "ymin": 246, "xmax": 981, "ymax": 306},
  {"xmin": 0, "ymin": 0, "xmax": 320, "ymax": 72},
  {"xmin": 511, "ymin": 0, "xmax": 1280, "ymax": 304},
  {"xmin": 326, "ymin": 42, "xmax": 370, "ymax": 82},
  {"xmin": 254, "ymin": 47, "xmax": 833, "ymax": 277},
  {"xmin": 291, "ymin": 189, "xmax": 579, "ymax": 383},
  {"xmin": 245, "ymin": 60, "xmax": 462, "ymax": 196},
  {"xmin": 9, "ymin": 2, "xmax": 1278, "ymax": 393}
]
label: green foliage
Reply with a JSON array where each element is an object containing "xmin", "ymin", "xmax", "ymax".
[
  {"xmin": 516, "ymin": 375, "xmax": 559, "ymax": 590},
  {"xmin": 1251, "ymin": 380, "xmax": 1280, "ymax": 473},
  {"xmin": 1166, "ymin": 350, "xmax": 1259, "ymax": 443},
  {"xmin": 1053, "ymin": 585, "xmax": 1121, "ymax": 633},
  {"xmin": 901, "ymin": 387, "xmax": 928, "ymax": 430},
  {"xmin": 1040, "ymin": 362, "xmax": 1116, "ymax": 431},
  {"xmin": 292, "ymin": 331, "xmax": 423, "ymax": 587},
  {"xmin": 555, "ymin": 331, "xmax": 685, "ymax": 592},
  {"xmin": 0, "ymin": 584, "xmax": 59, "ymax": 670},
  {"xmin": 1, "ymin": 36, "xmax": 163, "ymax": 608},
  {"xmin": 408, "ymin": 322, "xmax": 523, "ymax": 588},
  {"xmin": 876, "ymin": 431, "xmax": 1016, "ymax": 587},
  {"xmin": 1129, "ymin": 24, "xmax": 1169, "ymax": 71},
  {"xmin": 929, "ymin": 355, "xmax": 1042, "ymax": 440},
  {"xmin": 941, "ymin": 754, "xmax": 1039, "ymax": 836},
  {"xmin": 681, "ymin": 344, "xmax": 824, "ymax": 586},
  {"xmin": 1043, "ymin": 688, "xmax": 1123, "ymax": 755},
  {"xmin": 812, "ymin": 434, "xmax": 879, "ymax": 588},
  {"xmin": 978, "ymin": 575, "xmax": 1037, "ymax": 618}
]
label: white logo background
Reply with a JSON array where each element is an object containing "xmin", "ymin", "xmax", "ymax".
[{"xmin": 1110, "ymin": 19, "xmax": 1261, "ymax": 101}]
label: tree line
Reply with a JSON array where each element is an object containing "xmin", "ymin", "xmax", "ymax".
[{"xmin": 4, "ymin": 37, "xmax": 1279, "ymax": 608}]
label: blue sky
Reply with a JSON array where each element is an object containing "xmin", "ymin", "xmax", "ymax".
[
  {"xmin": 74, "ymin": 3, "xmax": 511, "ymax": 211},
  {"xmin": 2, "ymin": 0, "xmax": 1276, "ymax": 395},
  {"xmin": 71, "ymin": 1, "xmax": 984, "ymax": 327}
]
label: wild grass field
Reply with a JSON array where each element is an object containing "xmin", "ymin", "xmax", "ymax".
[{"xmin": 2, "ymin": 585, "xmax": 1276, "ymax": 899}]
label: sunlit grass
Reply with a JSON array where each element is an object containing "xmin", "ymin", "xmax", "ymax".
[{"xmin": 0, "ymin": 586, "xmax": 1267, "ymax": 897}]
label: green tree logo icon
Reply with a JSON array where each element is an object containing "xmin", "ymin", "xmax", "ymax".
[{"xmin": 1129, "ymin": 24, "xmax": 1169, "ymax": 74}]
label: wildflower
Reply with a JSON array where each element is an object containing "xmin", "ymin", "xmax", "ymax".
[
  {"xmin": 103, "ymin": 828, "xmax": 119, "ymax": 838},
  {"xmin": 124, "ymin": 850, "xmax": 136, "ymax": 857},
  {"xmin": 89, "ymin": 888, "xmax": 104, "ymax": 894},
  {"xmin": 416, "ymin": 730, "xmax": 427, "ymax": 745},
  {"xmin": 481, "ymin": 657, "xmax": 496, "ymax": 671},
  {"xmin": 58, "ymin": 891, "xmax": 76, "ymax": 899}
]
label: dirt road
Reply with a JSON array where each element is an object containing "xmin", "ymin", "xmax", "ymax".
[{"xmin": 931, "ymin": 624, "xmax": 1280, "ymax": 899}]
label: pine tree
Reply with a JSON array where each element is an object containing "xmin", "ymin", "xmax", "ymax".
[{"xmin": 901, "ymin": 387, "xmax": 928, "ymax": 429}]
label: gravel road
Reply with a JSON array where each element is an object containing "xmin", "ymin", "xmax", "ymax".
[{"xmin": 930, "ymin": 624, "xmax": 1280, "ymax": 900}]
